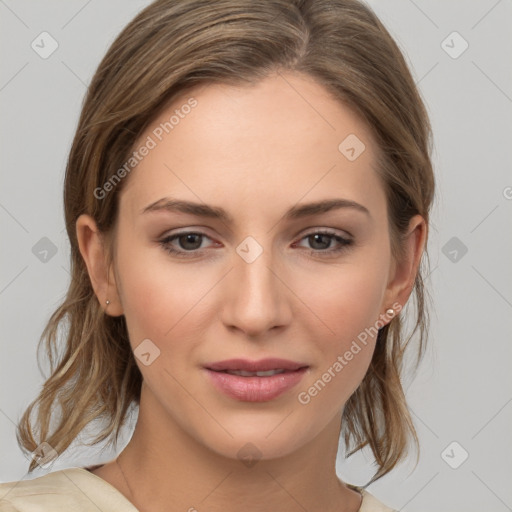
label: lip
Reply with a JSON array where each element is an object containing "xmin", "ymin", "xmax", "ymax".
[
  {"xmin": 204, "ymin": 358, "xmax": 309, "ymax": 402},
  {"xmin": 205, "ymin": 358, "xmax": 308, "ymax": 372}
]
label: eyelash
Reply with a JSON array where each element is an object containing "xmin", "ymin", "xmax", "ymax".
[{"xmin": 158, "ymin": 229, "xmax": 353, "ymax": 259}]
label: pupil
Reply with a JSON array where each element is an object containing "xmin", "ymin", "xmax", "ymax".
[
  {"xmin": 311, "ymin": 234, "xmax": 329, "ymax": 250},
  {"xmin": 181, "ymin": 234, "xmax": 201, "ymax": 250}
]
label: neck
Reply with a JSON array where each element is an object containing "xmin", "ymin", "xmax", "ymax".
[{"xmin": 116, "ymin": 384, "xmax": 361, "ymax": 512}]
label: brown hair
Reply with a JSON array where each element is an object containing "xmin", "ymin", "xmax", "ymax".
[{"xmin": 17, "ymin": 0, "xmax": 435, "ymax": 484}]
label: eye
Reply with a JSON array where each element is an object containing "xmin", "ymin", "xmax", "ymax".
[
  {"xmin": 293, "ymin": 229, "xmax": 353, "ymax": 257},
  {"xmin": 159, "ymin": 231, "xmax": 216, "ymax": 258},
  {"xmin": 158, "ymin": 229, "xmax": 353, "ymax": 259}
]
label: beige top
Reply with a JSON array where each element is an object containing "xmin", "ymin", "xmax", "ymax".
[{"xmin": 0, "ymin": 467, "xmax": 396, "ymax": 511}]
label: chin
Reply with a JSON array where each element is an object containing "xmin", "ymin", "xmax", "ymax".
[{"xmin": 189, "ymin": 408, "xmax": 322, "ymax": 464}]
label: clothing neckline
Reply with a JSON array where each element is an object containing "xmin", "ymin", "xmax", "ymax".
[
  {"xmin": 71, "ymin": 466, "xmax": 139, "ymax": 511},
  {"xmin": 75, "ymin": 465, "xmax": 366, "ymax": 511}
]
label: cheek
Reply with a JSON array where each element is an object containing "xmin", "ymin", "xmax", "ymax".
[
  {"xmin": 291, "ymin": 253, "xmax": 389, "ymax": 412},
  {"xmin": 115, "ymin": 239, "xmax": 209, "ymax": 347},
  {"xmin": 296, "ymin": 256, "xmax": 389, "ymax": 346},
  {"xmin": 117, "ymin": 231, "xmax": 390, "ymax": 351}
]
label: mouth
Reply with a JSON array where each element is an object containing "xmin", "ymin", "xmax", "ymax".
[
  {"xmin": 220, "ymin": 369, "xmax": 289, "ymax": 377},
  {"xmin": 203, "ymin": 358, "xmax": 309, "ymax": 402}
]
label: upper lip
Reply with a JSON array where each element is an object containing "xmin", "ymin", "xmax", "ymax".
[{"xmin": 205, "ymin": 358, "xmax": 308, "ymax": 372}]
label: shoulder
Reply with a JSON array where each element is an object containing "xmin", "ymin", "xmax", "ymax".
[
  {"xmin": 0, "ymin": 467, "xmax": 138, "ymax": 512},
  {"xmin": 360, "ymin": 489, "xmax": 397, "ymax": 512},
  {"xmin": 348, "ymin": 484, "xmax": 397, "ymax": 512}
]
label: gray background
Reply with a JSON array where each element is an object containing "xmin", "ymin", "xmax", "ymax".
[{"xmin": 1, "ymin": 1, "xmax": 511, "ymax": 511}]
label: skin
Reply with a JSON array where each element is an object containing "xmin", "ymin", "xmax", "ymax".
[{"xmin": 76, "ymin": 71, "xmax": 426, "ymax": 512}]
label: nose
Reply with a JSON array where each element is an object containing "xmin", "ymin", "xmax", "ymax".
[{"xmin": 220, "ymin": 242, "xmax": 292, "ymax": 339}]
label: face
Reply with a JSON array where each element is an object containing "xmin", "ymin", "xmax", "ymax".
[{"xmin": 100, "ymin": 72, "xmax": 402, "ymax": 460}]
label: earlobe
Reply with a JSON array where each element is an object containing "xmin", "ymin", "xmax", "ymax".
[
  {"xmin": 383, "ymin": 214, "xmax": 427, "ymax": 315},
  {"xmin": 76, "ymin": 214, "xmax": 124, "ymax": 316}
]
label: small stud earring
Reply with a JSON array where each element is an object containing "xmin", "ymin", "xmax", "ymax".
[
  {"xmin": 386, "ymin": 308, "xmax": 395, "ymax": 316},
  {"xmin": 105, "ymin": 300, "xmax": 111, "ymax": 305}
]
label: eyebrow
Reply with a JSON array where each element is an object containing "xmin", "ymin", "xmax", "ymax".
[{"xmin": 141, "ymin": 197, "xmax": 370, "ymax": 223}]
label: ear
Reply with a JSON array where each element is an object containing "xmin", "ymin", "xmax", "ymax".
[
  {"xmin": 382, "ymin": 214, "xmax": 427, "ymax": 315},
  {"xmin": 76, "ymin": 214, "xmax": 124, "ymax": 316}
]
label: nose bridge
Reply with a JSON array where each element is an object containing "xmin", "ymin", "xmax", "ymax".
[{"xmin": 224, "ymin": 235, "xmax": 290, "ymax": 335}]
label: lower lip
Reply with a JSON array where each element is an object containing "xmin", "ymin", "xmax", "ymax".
[{"xmin": 204, "ymin": 368, "xmax": 308, "ymax": 402}]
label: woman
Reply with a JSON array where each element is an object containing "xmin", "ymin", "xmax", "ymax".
[{"xmin": 0, "ymin": 0, "xmax": 434, "ymax": 510}]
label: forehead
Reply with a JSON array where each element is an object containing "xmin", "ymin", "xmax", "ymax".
[{"xmin": 119, "ymin": 72, "xmax": 386, "ymax": 224}]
